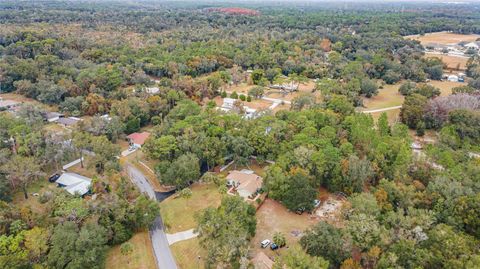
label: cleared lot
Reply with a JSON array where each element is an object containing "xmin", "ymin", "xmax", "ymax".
[{"xmin": 160, "ymin": 183, "xmax": 222, "ymax": 233}]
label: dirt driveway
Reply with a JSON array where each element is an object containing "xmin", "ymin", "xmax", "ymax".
[{"xmin": 250, "ymin": 199, "xmax": 319, "ymax": 259}]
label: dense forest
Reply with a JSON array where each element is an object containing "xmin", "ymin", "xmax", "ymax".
[{"xmin": 1, "ymin": 1, "xmax": 480, "ymax": 269}]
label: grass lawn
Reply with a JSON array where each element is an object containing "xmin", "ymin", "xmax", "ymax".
[
  {"xmin": 170, "ymin": 237, "xmax": 206, "ymax": 269},
  {"xmin": 105, "ymin": 231, "xmax": 156, "ymax": 269},
  {"xmin": 370, "ymin": 109, "xmax": 401, "ymax": 124},
  {"xmin": 429, "ymin": 80, "xmax": 467, "ymax": 96},
  {"xmin": 12, "ymin": 179, "xmax": 56, "ymax": 214},
  {"xmin": 160, "ymin": 183, "xmax": 222, "ymax": 233},
  {"xmin": 362, "ymin": 83, "xmax": 404, "ymax": 110}
]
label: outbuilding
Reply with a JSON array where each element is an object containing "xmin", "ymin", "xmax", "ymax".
[{"xmin": 56, "ymin": 172, "xmax": 92, "ymax": 196}]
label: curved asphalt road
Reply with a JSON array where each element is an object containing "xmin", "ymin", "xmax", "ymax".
[{"xmin": 126, "ymin": 164, "xmax": 178, "ymax": 269}]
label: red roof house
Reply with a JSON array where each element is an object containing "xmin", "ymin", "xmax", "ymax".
[{"xmin": 126, "ymin": 132, "xmax": 151, "ymax": 148}]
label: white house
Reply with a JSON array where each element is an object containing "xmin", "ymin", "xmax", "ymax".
[
  {"xmin": 222, "ymin": 98, "xmax": 236, "ymax": 110},
  {"xmin": 145, "ymin": 86, "xmax": 160, "ymax": 94},
  {"xmin": 56, "ymin": 173, "xmax": 92, "ymax": 196},
  {"xmin": 465, "ymin": 42, "xmax": 480, "ymax": 50},
  {"xmin": 447, "ymin": 75, "xmax": 459, "ymax": 82},
  {"xmin": 243, "ymin": 106, "xmax": 257, "ymax": 119}
]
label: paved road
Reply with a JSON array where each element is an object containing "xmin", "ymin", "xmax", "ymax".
[
  {"xmin": 126, "ymin": 164, "xmax": 178, "ymax": 269},
  {"xmin": 361, "ymin": 105, "xmax": 402, "ymax": 113}
]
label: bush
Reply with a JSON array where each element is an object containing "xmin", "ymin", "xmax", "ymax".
[
  {"xmin": 239, "ymin": 94, "xmax": 246, "ymax": 101},
  {"xmin": 179, "ymin": 188, "xmax": 192, "ymax": 199},
  {"xmin": 273, "ymin": 232, "xmax": 286, "ymax": 247},
  {"xmin": 230, "ymin": 91, "xmax": 238, "ymax": 99},
  {"xmin": 221, "ymin": 91, "xmax": 227, "ymax": 98},
  {"xmin": 151, "ymin": 116, "xmax": 162, "ymax": 125},
  {"xmin": 246, "ymin": 95, "xmax": 252, "ymax": 102}
]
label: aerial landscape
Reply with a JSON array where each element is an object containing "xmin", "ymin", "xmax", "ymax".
[{"xmin": 1, "ymin": 0, "xmax": 480, "ymax": 268}]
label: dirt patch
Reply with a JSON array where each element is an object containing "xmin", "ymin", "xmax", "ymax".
[
  {"xmin": 252, "ymin": 199, "xmax": 318, "ymax": 250},
  {"xmin": 406, "ymin": 31, "xmax": 480, "ymax": 46}
]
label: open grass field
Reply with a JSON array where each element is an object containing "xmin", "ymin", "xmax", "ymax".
[
  {"xmin": 425, "ymin": 52, "xmax": 469, "ymax": 71},
  {"xmin": 405, "ymin": 31, "xmax": 480, "ymax": 45},
  {"xmin": 105, "ymin": 231, "xmax": 156, "ymax": 269},
  {"xmin": 160, "ymin": 183, "xmax": 222, "ymax": 233},
  {"xmin": 0, "ymin": 92, "xmax": 57, "ymax": 111},
  {"xmin": 429, "ymin": 80, "xmax": 467, "ymax": 96},
  {"xmin": 362, "ymin": 83, "xmax": 404, "ymax": 110},
  {"xmin": 170, "ymin": 237, "xmax": 206, "ymax": 269}
]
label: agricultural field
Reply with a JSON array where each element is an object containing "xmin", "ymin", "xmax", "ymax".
[
  {"xmin": 425, "ymin": 52, "xmax": 469, "ymax": 71},
  {"xmin": 405, "ymin": 31, "xmax": 480, "ymax": 45}
]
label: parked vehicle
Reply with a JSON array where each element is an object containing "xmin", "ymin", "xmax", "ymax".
[
  {"xmin": 270, "ymin": 243, "xmax": 279, "ymax": 250},
  {"xmin": 314, "ymin": 199, "xmax": 321, "ymax": 208},
  {"xmin": 48, "ymin": 173, "xmax": 61, "ymax": 183},
  {"xmin": 260, "ymin": 239, "xmax": 271, "ymax": 248},
  {"xmin": 295, "ymin": 208, "xmax": 305, "ymax": 215}
]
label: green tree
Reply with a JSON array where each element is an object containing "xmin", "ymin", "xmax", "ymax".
[
  {"xmin": 1, "ymin": 156, "xmax": 43, "ymax": 199},
  {"xmin": 248, "ymin": 86, "xmax": 265, "ymax": 99},
  {"xmin": 156, "ymin": 153, "xmax": 200, "ymax": 188},
  {"xmin": 196, "ymin": 196, "xmax": 256, "ymax": 267},
  {"xmin": 251, "ymin": 69, "xmax": 265, "ymax": 85},
  {"xmin": 273, "ymin": 232, "xmax": 286, "ymax": 247},
  {"xmin": 274, "ymin": 245, "xmax": 329, "ymax": 269},
  {"xmin": 300, "ymin": 222, "xmax": 350, "ymax": 267},
  {"xmin": 400, "ymin": 93, "xmax": 427, "ymax": 129}
]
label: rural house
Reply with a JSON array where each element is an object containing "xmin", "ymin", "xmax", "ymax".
[
  {"xmin": 226, "ymin": 170, "xmax": 263, "ymax": 200},
  {"xmin": 56, "ymin": 172, "xmax": 92, "ymax": 196},
  {"xmin": 127, "ymin": 131, "xmax": 151, "ymax": 148}
]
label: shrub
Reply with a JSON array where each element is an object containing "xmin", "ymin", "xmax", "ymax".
[
  {"xmin": 230, "ymin": 91, "xmax": 238, "ymax": 99},
  {"xmin": 239, "ymin": 94, "xmax": 246, "ymax": 101}
]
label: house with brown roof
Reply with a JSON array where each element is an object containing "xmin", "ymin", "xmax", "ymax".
[
  {"xmin": 126, "ymin": 132, "xmax": 150, "ymax": 148},
  {"xmin": 226, "ymin": 169, "xmax": 263, "ymax": 200}
]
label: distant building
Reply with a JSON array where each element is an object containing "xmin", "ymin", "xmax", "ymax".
[
  {"xmin": 226, "ymin": 170, "xmax": 263, "ymax": 200},
  {"xmin": 126, "ymin": 132, "xmax": 151, "ymax": 148},
  {"xmin": 0, "ymin": 99, "xmax": 20, "ymax": 110},
  {"xmin": 464, "ymin": 42, "xmax": 480, "ymax": 50},
  {"xmin": 145, "ymin": 87, "xmax": 160, "ymax": 94},
  {"xmin": 447, "ymin": 75, "xmax": 459, "ymax": 82},
  {"xmin": 221, "ymin": 98, "xmax": 236, "ymax": 110},
  {"xmin": 57, "ymin": 117, "xmax": 81, "ymax": 127},
  {"xmin": 56, "ymin": 172, "xmax": 91, "ymax": 196},
  {"xmin": 43, "ymin": 112, "xmax": 64, "ymax": 122}
]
